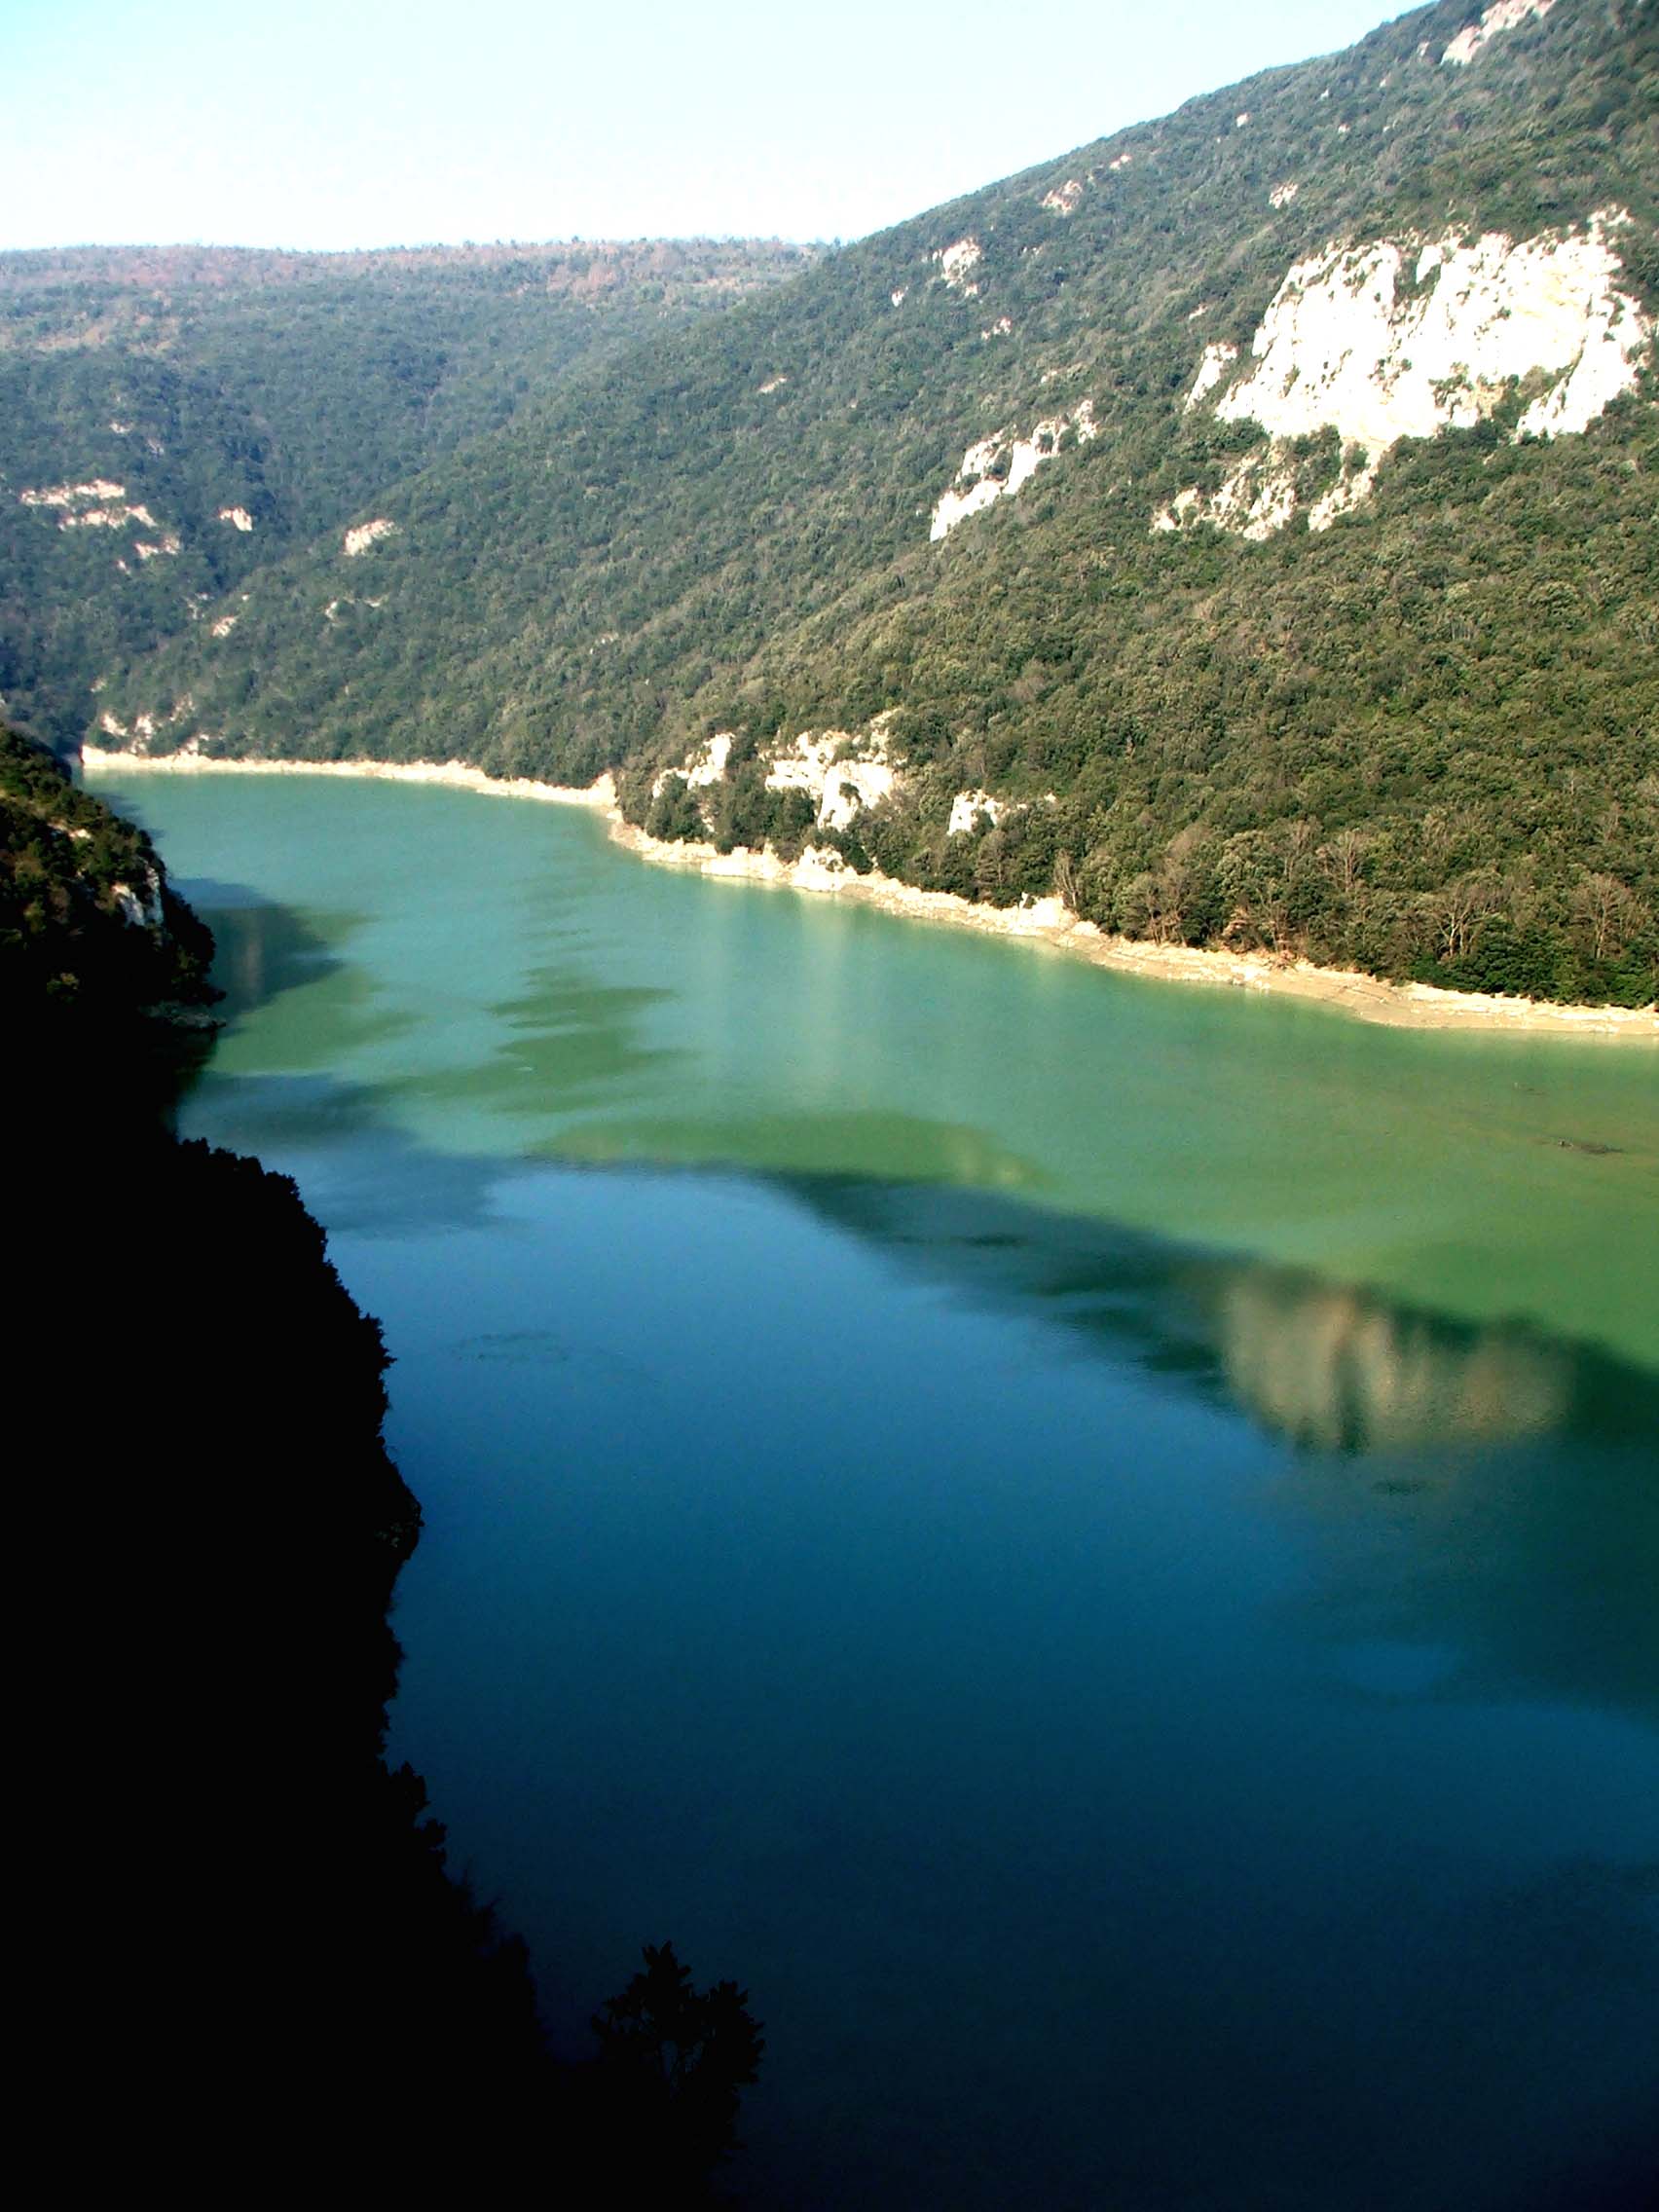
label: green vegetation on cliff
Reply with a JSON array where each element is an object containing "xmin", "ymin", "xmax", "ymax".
[{"xmin": 0, "ymin": 722, "xmax": 215, "ymax": 1017}]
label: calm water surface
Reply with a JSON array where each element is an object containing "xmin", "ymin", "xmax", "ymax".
[{"xmin": 96, "ymin": 771, "xmax": 1658, "ymax": 2209}]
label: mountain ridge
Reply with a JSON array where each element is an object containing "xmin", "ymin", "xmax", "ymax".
[
  {"xmin": 44, "ymin": 0, "xmax": 1659, "ymax": 1002},
  {"xmin": 1, "ymin": 236, "xmax": 817, "ymax": 748}
]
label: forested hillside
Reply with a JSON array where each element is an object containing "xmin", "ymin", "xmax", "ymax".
[
  {"xmin": 0, "ymin": 239, "xmax": 815, "ymax": 746},
  {"xmin": 66, "ymin": 2, "xmax": 1659, "ymax": 1001}
]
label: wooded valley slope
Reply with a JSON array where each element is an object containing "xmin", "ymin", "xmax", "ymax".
[{"xmin": 25, "ymin": 0, "xmax": 1659, "ymax": 1002}]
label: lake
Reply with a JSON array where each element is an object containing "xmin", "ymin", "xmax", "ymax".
[{"xmin": 92, "ymin": 766, "xmax": 1658, "ymax": 2210}]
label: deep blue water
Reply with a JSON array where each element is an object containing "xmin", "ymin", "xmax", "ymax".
[{"xmin": 97, "ymin": 769, "xmax": 1659, "ymax": 2209}]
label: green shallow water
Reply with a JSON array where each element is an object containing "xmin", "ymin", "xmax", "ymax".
[
  {"xmin": 94, "ymin": 769, "xmax": 1658, "ymax": 2209},
  {"xmin": 106, "ymin": 771, "xmax": 1659, "ymax": 1367}
]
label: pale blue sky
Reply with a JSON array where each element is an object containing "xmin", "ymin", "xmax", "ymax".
[{"xmin": 5, "ymin": 0, "xmax": 1407, "ymax": 250}]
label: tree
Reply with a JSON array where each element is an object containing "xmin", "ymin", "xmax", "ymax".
[
  {"xmin": 1434, "ymin": 869, "xmax": 1502, "ymax": 965},
  {"xmin": 1572, "ymin": 871, "xmax": 1647, "ymax": 965},
  {"xmin": 1319, "ymin": 828, "xmax": 1368, "ymax": 897},
  {"xmin": 592, "ymin": 1942, "xmax": 764, "ymax": 2192}
]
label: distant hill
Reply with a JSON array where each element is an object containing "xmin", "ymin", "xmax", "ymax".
[
  {"xmin": 55, "ymin": 2, "xmax": 1659, "ymax": 1001},
  {"xmin": 0, "ymin": 238, "xmax": 817, "ymax": 747}
]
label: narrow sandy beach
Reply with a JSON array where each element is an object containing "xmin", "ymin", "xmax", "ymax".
[
  {"xmin": 82, "ymin": 748, "xmax": 617, "ymax": 810},
  {"xmin": 83, "ymin": 749, "xmax": 1659, "ymax": 1041}
]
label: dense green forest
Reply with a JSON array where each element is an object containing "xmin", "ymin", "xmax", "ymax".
[
  {"xmin": 31, "ymin": 0, "xmax": 1659, "ymax": 1005},
  {"xmin": 0, "ymin": 239, "xmax": 815, "ymax": 747},
  {"xmin": 7, "ymin": 735, "xmax": 760, "ymax": 2194}
]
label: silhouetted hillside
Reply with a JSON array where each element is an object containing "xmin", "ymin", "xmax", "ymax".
[{"xmin": 9, "ymin": 744, "xmax": 759, "ymax": 2194}]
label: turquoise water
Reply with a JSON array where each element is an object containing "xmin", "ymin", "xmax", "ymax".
[{"xmin": 95, "ymin": 770, "xmax": 1658, "ymax": 2208}]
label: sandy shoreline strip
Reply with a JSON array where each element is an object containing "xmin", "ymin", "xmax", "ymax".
[
  {"xmin": 82, "ymin": 749, "xmax": 1658, "ymax": 1040},
  {"xmin": 82, "ymin": 747, "xmax": 616, "ymax": 810}
]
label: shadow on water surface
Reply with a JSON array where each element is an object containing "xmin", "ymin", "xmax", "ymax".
[
  {"xmin": 183, "ymin": 877, "xmax": 351, "ymax": 1007},
  {"xmin": 775, "ymin": 1172, "xmax": 1659, "ymax": 1729},
  {"xmin": 182, "ymin": 878, "xmax": 419, "ymax": 1060},
  {"xmin": 781, "ymin": 1168, "xmax": 1652, "ymax": 1447},
  {"xmin": 189, "ymin": 1037, "xmax": 1659, "ymax": 1733},
  {"xmin": 182, "ymin": 1068, "xmax": 522, "ymax": 1238},
  {"xmin": 171, "ymin": 1045, "xmax": 1658, "ymax": 2205}
]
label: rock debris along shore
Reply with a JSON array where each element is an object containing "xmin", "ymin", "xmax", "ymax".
[{"xmin": 80, "ymin": 751, "xmax": 1659, "ymax": 1040}]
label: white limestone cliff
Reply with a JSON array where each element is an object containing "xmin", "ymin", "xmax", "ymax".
[
  {"xmin": 1158, "ymin": 209, "xmax": 1653, "ymax": 539},
  {"xmin": 947, "ymin": 790, "xmax": 1005, "ymax": 835},
  {"xmin": 343, "ymin": 518, "xmax": 397, "ymax": 557},
  {"xmin": 931, "ymin": 402, "xmax": 1099, "ymax": 541},
  {"xmin": 654, "ymin": 722, "xmax": 900, "ymax": 833},
  {"xmin": 934, "ymin": 238, "xmax": 983, "ymax": 295},
  {"xmin": 764, "ymin": 728, "xmax": 897, "ymax": 830},
  {"xmin": 1442, "ymin": 0, "xmax": 1555, "ymax": 67}
]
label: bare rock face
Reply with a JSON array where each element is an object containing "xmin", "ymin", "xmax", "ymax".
[
  {"xmin": 1158, "ymin": 208, "xmax": 1653, "ymax": 538},
  {"xmin": 931, "ymin": 403, "xmax": 1099, "ymax": 541},
  {"xmin": 343, "ymin": 518, "xmax": 398, "ymax": 558},
  {"xmin": 1441, "ymin": 0, "xmax": 1556, "ymax": 69}
]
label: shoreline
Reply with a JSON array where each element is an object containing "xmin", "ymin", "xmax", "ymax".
[
  {"xmin": 82, "ymin": 749, "xmax": 1659, "ymax": 1041},
  {"xmin": 81, "ymin": 747, "xmax": 615, "ymax": 810}
]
